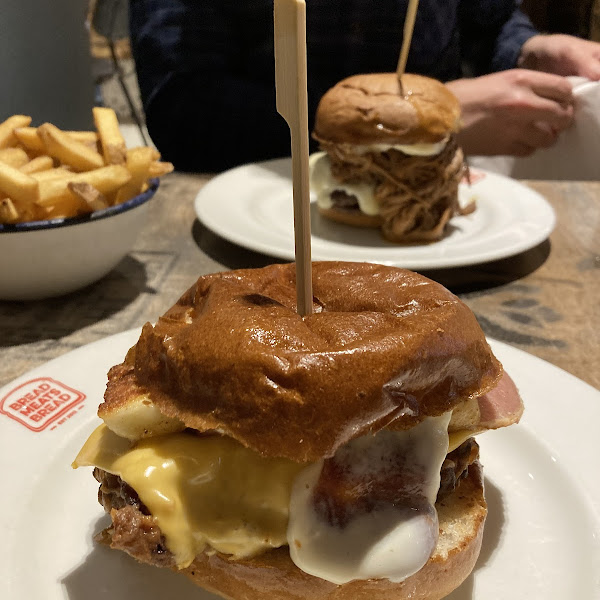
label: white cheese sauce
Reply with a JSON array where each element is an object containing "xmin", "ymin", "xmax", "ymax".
[
  {"xmin": 287, "ymin": 412, "xmax": 451, "ymax": 584},
  {"xmin": 309, "ymin": 152, "xmax": 380, "ymax": 215},
  {"xmin": 353, "ymin": 139, "xmax": 448, "ymax": 157}
]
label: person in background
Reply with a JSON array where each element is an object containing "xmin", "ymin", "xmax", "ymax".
[{"xmin": 129, "ymin": 0, "xmax": 600, "ymax": 172}]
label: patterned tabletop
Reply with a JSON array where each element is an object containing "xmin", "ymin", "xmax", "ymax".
[{"xmin": 1, "ymin": 172, "xmax": 598, "ymax": 390}]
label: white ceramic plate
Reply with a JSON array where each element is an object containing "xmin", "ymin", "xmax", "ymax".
[
  {"xmin": 194, "ymin": 158, "xmax": 556, "ymax": 269},
  {"xmin": 1, "ymin": 331, "xmax": 598, "ymax": 599}
]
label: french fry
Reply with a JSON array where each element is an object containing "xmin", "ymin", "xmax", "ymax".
[
  {"xmin": 37, "ymin": 164, "xmax": 131, "ymax": 207},
  {"xmin": 20, "ymin": 155, "xmax": 54, "ymax": 175},
  {"xmin": 0, "ymin": 115, "xmax": 32, "ymax": 149},
  {"xmin": 67, "ymin": 131, "xmax": 100, "ymax": 152},
  {"xmin": 13, "ymin": 127, "xmax": 45, "ymax": 154},
  {"xmin": 68, "ymin": 182, "xmax": 109, "ymax": 211},
  {"xmin": 93, "ymin": 107, "xmax": 127, "ymax": 164},
  {"xmin": 78, "ymin": 164, "xmax": 131, "ymax": 194},
  {"xmin": 31, "ymin": 167, "xmax": 73, "ymax": 181},
  {"xmin": 0, "ymin": 198, "xmax": 19, "ymax": 223},
  {"xmin": 114, "ymin": 146, "xmax": 155, "ymax": 203},
  {"xmin": 0, "ymin": 147, "xmax": 30, "ymax": 169},
  {"xmin": 43, "ymin": 193, "xmax": 88, "ymax": 220},
  {"xmin": 66, "ymin": 131, "xmax": 99, "ymax": 144},
  {"xmin": 0, "ymin": 161, "xmax": 39, "ymax": 205},
  {"xmin": 14, "ymin": 127, "xmax": 99, "ymax": 154},
  {"xmin": 37, "ymin": 123, "xmax": 104, "ymax": 172},
  {"xmin": 1, "ymin": 109, "xmax": 169, "ymax": 222},
  {"xmin": 148, "ymin": 161, "xmax": 174, "ymax": 177}
]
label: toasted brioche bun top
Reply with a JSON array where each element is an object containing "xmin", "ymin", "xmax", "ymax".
[
  {"xmin": 313, "ymin": 73, "xmax": 461, "ymax": 145},
  {"xmin": 100, "ymin": 262, "xmax": 501, "ymax": 462}
]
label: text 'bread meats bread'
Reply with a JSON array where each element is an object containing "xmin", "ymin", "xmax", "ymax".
[
  {"xmin": 310, "ymin": 73, "xmax": 473, "ymax": 243},
  {"xmin": 73, "ymin": 262, "xmax": 523, "ymax": 600}
]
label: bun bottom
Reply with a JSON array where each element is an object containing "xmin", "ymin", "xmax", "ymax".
[
  {"xmin": 317, "ymin": 204, "xmax": 450, "ymax": 245},
  {"xmin": 318, "ymin": 205, "xmax": 382, "ymax": 229},
  {"xmin": 180, "ymin": 463, "xmax": 487, "ymax": 600}
]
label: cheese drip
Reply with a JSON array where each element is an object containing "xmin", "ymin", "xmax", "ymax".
[
  {"xmin": 310, "ymin": 152, "xmax": 379, "ymax": 215},
  {"xmin": 287, "ymin": 413, "xmax": 451, "ymax": 584},
  {"xmin": 73, "ymin": 425, "xmax": 304, "ymax": 568}
]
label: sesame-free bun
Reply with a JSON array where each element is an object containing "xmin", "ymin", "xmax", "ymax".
[
  {"xmin": 313, "ymin": 73, "xmax": 461, "ymax": 146},
  {"xmin": 178, "ymin": 462, "xmax": 487, "ymax": 600},
  {"xmin": 100, "ymin": 262, "xmax": 501, "ymax": 463}
]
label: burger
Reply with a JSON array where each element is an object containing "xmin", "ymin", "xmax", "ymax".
[
  {"xmin": 310, "ymin": 73, "xmax": 471, "ymax": 243},
  {"xmin": 73, "ymin": 262, "xmax": 523, "ymax": 599}
]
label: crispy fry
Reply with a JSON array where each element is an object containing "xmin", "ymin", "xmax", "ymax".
[
  {"xmin": 14, "ymin": 127, "xmax": 98, "ymax": 154},
  {"xmin": 0, "ymin": 115, "xmax": 32, "ymax": 149},
  {"xmin": 148, "ymin": 161, "xmax": 174, "ymax": 177},
  {"xmin": 67, "ymin": 131, "xmax": 100, "ymax": 152},
  {"xmin": 38, "ymin": 123, "xmax": 104, "ymax": 172},
  {"xmin": 0, "ymin": 198, "xmax": 19, "ymax": 223},
  {"xmin": 93, "ymin": 107, "xmax": 127, "ymax": 164},
  {"xmin": 0, "ymin": 161, "xmax": 39, "ymax": 205},
  {"xmin": 0, "ymin": 147, "xmax": 30, "ymax": 168},
  {"xmin": 43, "ymin": 193, "xmax": 88, "ymax": 220},
  {"xmin": 20, "ymin": 155, "xmax": 54, "ymax": 174},
  {"xmin": 68, "ymin": 182, "xmax": 109, "ymax": 211},
  {"xmin": 115, "ymin": 146, "xmax": 155, "ymax": 203},
  {"xmin": 31, "ymin": 167, "xmax": 73, "ymax": 181},
  {"xmin": 2, "ymin": 109, "xmax": 167, "ymax": 223},
  {"xmin": 13, "ymin": 127, "xmax": 45, "ymax": 154},
  {"xmin": 37, "ymin": 164, "xmax": 131, "ymax": 207},
  {"xmin": 66, "ymin": 131, "xmax": 99, "ymax": 144}
]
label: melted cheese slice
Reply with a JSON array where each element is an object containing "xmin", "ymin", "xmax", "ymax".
[
  {"xmin": 287, "ymin": 413, "xmax": 451, "ymax": 584},
  {"xmin": 310, "ymin": 152, "xmax": 379, "ymax": 215},
  {"xmin": 352, "ymin": 140, "xmax": 448, "ymax": 156},
  {"xmin": 448, "ymin": 428, "xmax": 485, "ymax": 453},
  {"xmin": 73, "ymin": 425, "xmax": 304, "ymax": 568}
]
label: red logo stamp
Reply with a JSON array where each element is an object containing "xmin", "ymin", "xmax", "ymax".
[{"xmin": 0, "ymin": 378, "xmax": 85, "ymax": 432}]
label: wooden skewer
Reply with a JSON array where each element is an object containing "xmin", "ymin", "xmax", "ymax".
[
  {"xmin": 396, "ymin": 0, "xmax": 420, "ymax": 82},
  {"xmin": 274, "ymin": 0, "xmax": 313, "ymax": 317}
]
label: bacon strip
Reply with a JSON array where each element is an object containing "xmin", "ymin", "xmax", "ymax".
[{"xmin": 477, "ymin": 372, "xmax": 524, "ymax": 430}]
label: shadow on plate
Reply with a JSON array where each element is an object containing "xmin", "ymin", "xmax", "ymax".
[
  {"xmin": 62, "ymin": 516, "xmax": 219, "ymax": 600},
  {"xmin": 61, "ymin": 545, "xmax": 218, "ymax": 600},
  {"xmin": 419, "ymin": 239, "xmax": 551, "ymax": 295},
  {"xmin": 0, "ymin": 255, "xmax": 151, "ymax": 347},
  {"xmin": 444, "ymin": 477, "xmax": 505, "ymax": 599},
  {"xmin": 193, "ymin": 210, "xmax": 550, "ymax": 297},
  {"xmin": 192, "ymin": 219, "xmax": 287, "ymax": 270}
]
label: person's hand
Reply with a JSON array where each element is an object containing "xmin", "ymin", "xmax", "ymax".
[
  {"xmin": 519, "ymin": 34, "xmax": 600, "ymax": 81},
  {"xmin": 446, "ymin": 70, "xmax": 574, "ymax": 156}
]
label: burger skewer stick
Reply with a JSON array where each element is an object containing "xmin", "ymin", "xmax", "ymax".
[
  {"xmin": 396, "ymin": 0, "xmax": 420, "ymax": 94},
  {"xmin": 274, "ymin": 0, "xmax": 313, "ymax": 316}
]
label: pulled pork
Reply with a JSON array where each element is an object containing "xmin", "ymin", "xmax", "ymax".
[{"xmin": 319, "ymin": 136, "xmax": 468, "ymax": 243}]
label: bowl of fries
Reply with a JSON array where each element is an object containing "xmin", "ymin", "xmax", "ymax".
[{"xmin": 0, "ymin": 109, "xmax": 173, "ymax": 300}]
